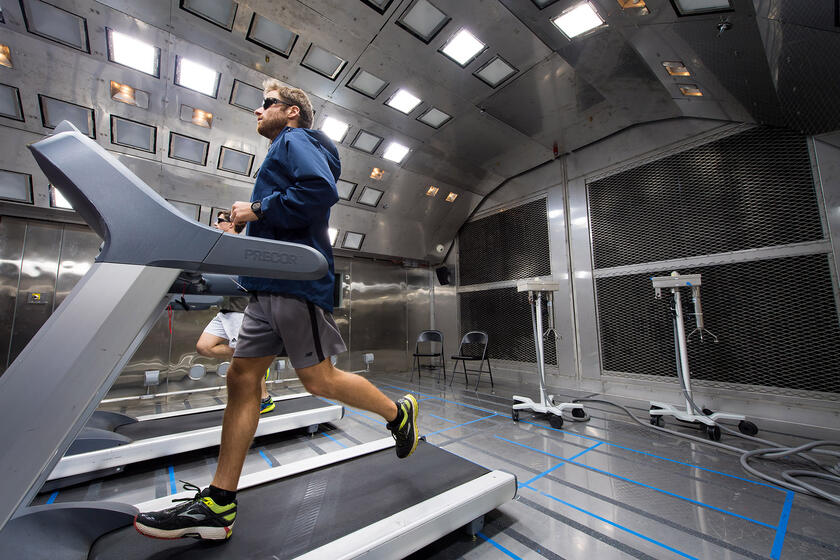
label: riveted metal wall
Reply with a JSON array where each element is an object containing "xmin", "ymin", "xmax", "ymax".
[
  {"xmin": 458, "ymin": 198, "xmax": 551, "ymax": 286},
  {"xmin": 589, "ymin": 127, "xmax": 823, "ymax": 269},
  {"xmin": 588, "ymin": 127, "xmax": 840, "ymax": 398}
]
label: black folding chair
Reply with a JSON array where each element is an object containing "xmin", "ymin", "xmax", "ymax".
[
  {"xmin": 410, "ymin": 330, "xmax": 446, "ymax": 383},
  {"xmin": 449, "ymin": 331, "xmax": 493, "ymax": 391}
]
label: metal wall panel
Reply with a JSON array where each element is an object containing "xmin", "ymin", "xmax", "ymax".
[
  {"xmin": 0, "ymin": 217, "xmax": 26, "ymax": 373},
  {"xmin": 8, "ymin": 221, "xmax": 61, "ymax": 365},
  {"xmin": 53, "ymin": 225, "xmax": 99, "ymax": 310},
  {"xmin": 814, "ymin": 137, "xmax": 840, "ymax": 292},
  {"xmin": 405, "ymin": 266, "xmax": 432, "ymax": 362},
  {"xmin": 333, "ymin": 257, "xmax": 352, "ymax": 372}
]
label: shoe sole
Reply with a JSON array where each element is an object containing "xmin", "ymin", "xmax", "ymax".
[
  {"xmin": 260, "ymin": 402, "xmax": 275, "ymax": 414},
  {"xmin": 404, "ymin": 394, "xmax": 419, "ymax": 458},
  {"xmin": 134, "ymin": 518, "xmax": 233, "ymax": 540}
]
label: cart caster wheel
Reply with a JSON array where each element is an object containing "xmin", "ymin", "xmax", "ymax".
[
  {"xmin": 549, "ymin": 415, "xmax": 564, "ymax": 429},
  {"xmin": 706, "ymin": 424, "xmax": 721, "ymax": 441},
  {"xmin": 571, "ymin": 407, "xmax": 586, "ymax": 419},
  {"xmin": 650, "ymin": 415, "xmax": 664, "ymax": 427},
  {"xmin": 738, "ymin": 420, "xmax": 758, "ymax": 437},
  {"xmin": 511, "ymin": 408, "xmax": 519, "ymax": 422},
  {"xmin": 702, "ymin": 408, "xmax": 715, "ymax": 416}
]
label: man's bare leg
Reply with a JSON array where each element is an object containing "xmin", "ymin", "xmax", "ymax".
[
  {"xmin": 296, "ymin": 359, "xmax": 398, "ymax": 422},
  {"xmin": 211, "ymin": 355, "xmax": 275, "ymax": 491},
  {"xmin": 197, "ymin": 333, "xmax": 270, "ymax": 400}
]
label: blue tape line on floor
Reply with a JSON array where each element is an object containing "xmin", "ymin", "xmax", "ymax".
[
  {"xmin": 520, "ymin": 442, "xmax": 602, "ymax": 487},
  {"xmin": 770, "ymin": 490, "xmax": 795, "ymax": 559},
  {"xmin": 46, "ymin": 491, "xmax": 58, "ymax": 504},
  {"xmin": 258, "ymin": 449, "xmax": 273, "ymax": 466},
  {"xmin": 425, "ymin": 413, "xmax": 497, "ymax": 437},
  {"xmin": 428, "ymin": 413, "xmax": 457, "ymax": 423},
  {"xmin": 498, "ymin": 436, "xmax": 776, "ymax": 529},
  {"xmin": 168, "ymin": 465, "xmax": 176, "ymax": 495},
  {"xmin": 477, "ymin": 531, "xmax": 522, "ymax": 559},
  {"xmin": 535, "ymin": 488, "xmax": 699, "ymax": 560},
  {"xmin": 321, "ymin": 431, "xmax": 348, "ymax": 448}
]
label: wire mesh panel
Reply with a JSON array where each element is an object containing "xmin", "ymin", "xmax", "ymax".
[
  {"xmin": 458, "ymin": 198, "xmax": 550, "ymax": 285},
  {"xmin": 588, "ymin": 127, "xmax": 822, "ymax": 269},
  {"xmin": 596, "ymin": 254, "xmax": 840, "ymax": 396},
  {"xmin": 459, "ymin": 288, "xmax": 556, "ymax": 365}
]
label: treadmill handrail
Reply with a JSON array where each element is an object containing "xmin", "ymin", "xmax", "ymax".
[{"xmin": 27, "ymin": 121, "xmax": 328, "ymax": 281}]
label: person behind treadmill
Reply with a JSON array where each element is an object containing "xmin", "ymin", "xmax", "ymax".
[
  {"xmin": 134, "ymin": 81, "xmax": 419, "ymax": 541},
  {"xmin": 195, "ymin": 211, "xmax": 274, "ymax": 414}
]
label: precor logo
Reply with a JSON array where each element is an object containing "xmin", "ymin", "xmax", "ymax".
[{"xmin": 243, "ymin": 249, "xmax": 298, "ymax": 265}]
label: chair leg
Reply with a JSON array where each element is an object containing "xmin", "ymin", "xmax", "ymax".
[
  {"xmin": 462, "ymin": 360, "xmax": 469, "ymax": 387},
  {"xmin": 448, "ymin": 361, "xmax": 457, "ymax": 387},
  {"xmin": 442, "ymin": 354, "xmax": 446, "ymax": 383},
  {"xmin": 410, "ymin": 355, "xmax": 417, "ymax": 382},
  {"xmin": 486, "ymin": 358, "xmax": 493, "ymax": 389},
  {"xmin": 474, "ymin": 361, "xmax": 484, "ymax": 392}
]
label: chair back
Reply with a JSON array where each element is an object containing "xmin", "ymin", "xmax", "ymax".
[
  {"xmin": 459, "ymin": 331, "xmax": 488, "ymax": 359},
  {"xmin": 417, "ymin": 330, "xmax": 443, "ymax": 344}
]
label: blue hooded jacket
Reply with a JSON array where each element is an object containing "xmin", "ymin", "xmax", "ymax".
[{"xmin": 239, "ymin": 126, "xmax": 341, "ymax": 312}]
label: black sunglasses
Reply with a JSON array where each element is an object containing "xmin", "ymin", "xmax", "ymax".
[
  {"xmin": 262, "ymin": 97, "xmax": 296, "ymax": 111},
  {"xmin": 215, "ymin": 217, "xmax": 230, "ymax": 224}
]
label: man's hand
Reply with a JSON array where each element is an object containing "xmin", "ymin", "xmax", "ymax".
[{"xmin": 231, "ymin": 201, "xmax": 258, "ymax": 226}]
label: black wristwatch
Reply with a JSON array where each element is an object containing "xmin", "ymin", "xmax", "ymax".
[{"xmin": 250, "ymin": 200, "xmax": 263, "ymax": 218}]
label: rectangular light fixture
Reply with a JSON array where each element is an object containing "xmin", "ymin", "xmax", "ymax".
[
  {"xmin": 301, "ymin": 44, "xmax": 347, "ymax": 80},
  {"xmin": 358, "ymin": 186, "xmax": 384, "ymax": 207},
  {"xmin": 0, "ymin": 45, "xmax": 12, "ymax": 68},
  {"xmin": 230, "ymin": 79, "xmax": 263, "ymax": 112},
  {"xmin": 417, "ymin": 107, "xmax": 452, "ymax": 129},
  {"xmin": 383, "ymin": 142, "xmax": 410, "ymax": 163},
  {"xmin": 180, "ymin": 104, "xmax": 214, "ymax": 128},
  {"xmin": 346, "ymin": 68, "xmax": 389, "ymax": 99},
  {"xmin": 351, "ymin": 130, "xmax": 383, "ymax": 153},
  {"xmin": 51, "ymin": 185, "xmax": 73, "ymax": 209},
  {"xmin": 425, "ymin": 185, "xmax": 439, "ymax": 197},
  {"xmin": 175, "ymin": 56, "xmax": 220, "ymax": 97},
  {"xmin": 474, "ymin": 55, "xmax": 518, "ymax": 88},
  {"xmin": 167, "ymin": 199, "xmax": 201, "ymax": 220},
  {"xmin": 107, "ymin": 29, "xmax": 160, "ymax": 77},
  {"xmin": 110, "ymin": 115, "xmax": 156, "ymax": 153},
  {"xmin": 169, "ymin": 132, "xmax": 209, "ymax": 165},
  {"xmin": 440, "ymin": 29, "xmax": 486, "ymax": 67},
  {"xmin": 110, "ymin": 81, "xmax": 150, "ymax": 109},
  {"xmin": 663, "ymin": 61, "xmax": 690, "ymax": 76},
  {"xmin": 320, "ymin": 116, "xmax": 350, "ymax": 143},
  {"xmin": 342, "ymin": 231, "xmax": 365, "ymax": 250},
  {"xmin": 396, "ymin": 0, "xmax": 451, "ymax": 44},
  {"xmin": 530, "ymin": 0, "xmax": 560, "ymax": 7},
  {"xmin": 218, "ymin": 146, "xmax": 255, "ymax": 175},
  {"xmin": 386, "ymin": 88, "xmax": 422, "ymax": 114},
  {"xmin": 20, "ymin": 0, "xmax": 89, "ymax": 52},
  {"xmin": 246, "ymin": 13, "xmax": 298, "ymax": 57},
  {"xmin": 180, "ymin": 0, "xmax": 238, "ymax": 31},
  {"xmin": 618, "ymin": 0, "xmax": 647, "ymax": 8},
  {"xmin": 552, "ymin": 2, "xmax": 605, "ymax": 39},
  {"xmin": 671, "ymin": 0, "xmax": 733, "ymax": 16},
  {"xmin": 38, "ymin": 95, "xmax": 95, "ymax": 138},
  {"xmin": 679, "ymin": 84, "xmax": 703, "ymax": 96},
  {"xmin": 328, "ymin": 227, "xmax": 339, "ymax": 246},
  {"xmin": 0, "ymin": 170, "xmax": 33, "ymax": 204},
  {"xmin": 0, "ymin": 83, "xmax": 24, "ymax": 121},
  {"xmin": 359, "ymin": 0, "xmax": 395, "ymax": 14},
  {"xmin": 369, "ymin": 167, "xmax": 385, "ymax": 180},
  {"xmin": 336, "ymin": 179, "xmax": 357, "ymax": 200},
  {"xmin": 445, "ymin": 192, "xmax": 458, "ymax": 202}
]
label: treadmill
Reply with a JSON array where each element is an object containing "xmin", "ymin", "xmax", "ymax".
[{"xmin": 0, "ymin": 122, "xmax": 516, "ymax": 558}]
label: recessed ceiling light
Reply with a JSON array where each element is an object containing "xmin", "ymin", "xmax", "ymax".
[
  {"xmin": 0, "ymin": 170, "xmax": 33, "ymax": 204},
  {"xmin": 383, "ymin": 142, "xmax": 410, "ymax": 163},
  {"xmin": 39, "ymin": 95, "xmax": 95, "ymax": 138},
  {"xmin": 663, "ymin": 61, "xmax": 690, "ymax": 76},
  {"xmin": 351, "ymin": 130, "xmax": 384, "ymax": 153},
  {"xmin": 417, "ymin": 107, "xmax": 452, "ymax": 129},
  {"xmin": 336, "ymin": 179, "xmax": 357, "ymax": 200},
  {"xmin": 20, "ymin": 0, "xmax": 89, "ymax": 52},
  {"xmin": 679, "ymin": 84, "xmax": 703, "ymax": 96},
  {"xmin": 474, "ymin": 56, "xmax": 518, "ymax": 88},
  {"xmin": 180, "ymin": 0, "xmax": 238, "ymax": 31},
  {"xmin": 0, "ymin": 45, "xmax": 12, "ymax": 68},
  {"xmin": 246, "ymin": 13, "xmax": 298, "ymax": 57},
  {"xmin": 386, "ymin": 89, "xmax": 422, "ymax": 114},
  {"xmin": 110, "ymin": 115, "xmax": 156, "ymax": 153},
  {"xmin": 370, "ymin": 167, "xmax": 385, "ymax": 180},
  {"xmin": 530, "ymin": 0, "xmax": 560, "ymax": 8},
  {"xmin": 671, "ymin": 0, "xmax": 732, "ymax": 16},
  {"xmin": 175, "ymin": 56, "xmax": 220, "ymax": 97},
  {"xmin": 180, "ymin": 105, "xmax": 213, "ymax": 128},
  {"xmin": 321, "ymin": 116, "xmax": 350, "ymax": 143},
  {"xmin": 328, "ymin": 227, "xmax": 339, "ymax": 245},
  {"xmin": 396, "ymin": 0, "xmax": 451, "ymax": 44},
  {"xmin": 426, "ymin": 186, "xmax": 439, "ymax": 197},
  {"xmin": 346, "ymin": 68, "xmax": 389, "ymax": 99},
  {"xmin": 552, "ymin": 2, "xmax": 605, "ymax": 40},
  {"xmin": 440, "ymin": 29, "xmax": 486, "ymax": 67},
  {"xmin": 168, "ymin": 199, "xmax": 201, "ymax": 220},
  {"xmin": 342, "ymin": 231, "xmax": 365, "ymax": 250},
  {"xmin": 359, "ymin": 0, "xmax": 395, "ymax": 14},
  {"xmin": 107, "ymin": 29, "xmax": 160, "ymax": 77},
  {"xmin": 218, "ymin": 146, "xmax": 255, "ymax": 176},
  {"xmin": 230, "ymin": 79, "xmax": 263, "ymax": 112},
  {"xmin": 358, "ymin": 186, "xmax": 384, "ymax": 207},
  {"xmin": 445, "ymin": 192, "xmax": 458, "ymax": 202},
  {"xmin": 301, "ymin": 44, "xmax": 347, "ymax": 80},
  {"xmin": 51, "ymin": 185, "xmax": 73, "ymax": 209},
  {"xmin": 0, "ymin": 84, "xmax": 25, "ymax": 121},
  {"xmin": 169, "ymin": 132, "xmax": 209, "ymax": 165}
]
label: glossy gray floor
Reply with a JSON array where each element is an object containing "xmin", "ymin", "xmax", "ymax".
[{"xmin": 34, "ymin": 371, "xmax": 840, "ymax": 559}]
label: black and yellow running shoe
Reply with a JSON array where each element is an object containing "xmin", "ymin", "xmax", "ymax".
[
  {"xmin": 134, "ymin": 483, "xmax": 236, "ymax": 540},
  {"xmin": 259, "ymin": 395, "xmax": 275, "ymax": 414},
  {"xmin": 387, "ymin": 394, "xmax": 419, "ymax": 459}
]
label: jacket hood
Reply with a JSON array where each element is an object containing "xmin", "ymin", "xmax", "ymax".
[{"xmin": 295, "ymin": 128, "xmax": 341, "ymax": 182}]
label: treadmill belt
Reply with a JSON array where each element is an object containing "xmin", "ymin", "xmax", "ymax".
[
  {"xmin": 90, "ymin": 441, "xmax": 489, "ymax": 559},
  {"xmin": 114, "ymin": 396, "xmax": 329, "ymax": 441}
]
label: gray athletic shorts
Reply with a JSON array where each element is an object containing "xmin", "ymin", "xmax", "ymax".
[
  {"xmin": 233, "ymin": 292, "xmax": 347, "ymax": 369},
  {"xmin": 203, "ymin": 312, "xmax": 245, "ymax": 347}
]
